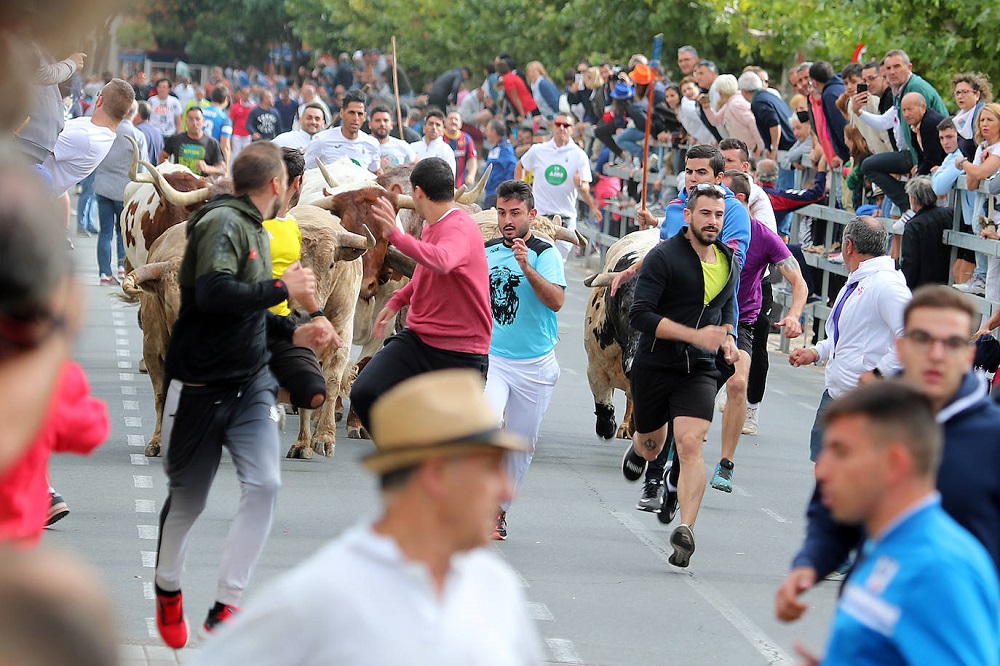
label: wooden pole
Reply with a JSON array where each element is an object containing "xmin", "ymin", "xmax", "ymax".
[
  {"xmin": 639, "ymin": 83, "xmax": 654, "ymax": 219},
  {"xmin": 391, "ymin": 36, "xmax": 403, "ymax": 141}
]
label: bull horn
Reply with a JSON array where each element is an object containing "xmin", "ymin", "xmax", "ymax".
[
  {"xmin": 122, "ymin": 261, "xmax": 171, "ymax": 295},
  {"xmin": 395, "ymin": 194, "xmax": 415, "ymax": 210},
  {"xmin": 456, "ymin": 164, "xmax": 492, "ymax": 204},
  {"xmin": 312, "ymin": 196, "xmax": 338, "ymax": 213},
  {"xmin": 583, "ymin": 272, "xmax": 616, "ymax": 288},
  {"xmin": 334, "ymin": 226, "xmax": 373, "ymax": 262},
  {"xmin": 126, "ymin": 135, "xmax": 154, "ymax": 184},
  {"xmin": 144, "ymin": 163, "xmax": 214, "ymax": 209},
  {"xmin": 384, "ymin": 246, "xmax": 416, "ymax": 278},
  {"xmin": 552, "ymin": 226, "xmax": 586, "ymax": 247},
  {"xmin": 574, "ymin": 229, "xmax": 587, "ymax": 247},
  {"xmin": 316, "ymin": 158, "xmax": 337, "ymax": 187}
]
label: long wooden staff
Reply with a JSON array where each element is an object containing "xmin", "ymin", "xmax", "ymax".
[
  {"xmin": 391, "ymin": 36, "xmax": 403, "ymax": 140},
  {"xmin": 640, "ymin": 82, "xmax": 654, "ymax": 217}
]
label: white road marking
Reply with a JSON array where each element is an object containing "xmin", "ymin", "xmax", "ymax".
[
  {"xmin": 797, "ymin": 402, "xmax": 814, "ymax": 410},
  {"xmin": 611, "ymin": 510, "xmax": 792, "ymax": 664},
  {"xmin": 127, "ymin": 434, "xmax": 145, "ymax": 447},
  {"xmin": 116, "ymin": 349, "xmax": 130, "ymax": 358},
  {"xmin": 119, "ymin": 373, "xmax": 134, "ymax": 381},
  {"xmin": 734, "ymin": 486, "xmax": 752, "ymax": 498},
  {"xmin": 141, "ymin": 551, "xmax": 156, "ymax": 567},
  {"xmin": 130, "ymin": 453, "xmax": 149, "ymax": 466},
  {"xmin": 137, "ymin": 525, "xmax": 159, "ymax": 540},
  {"xmin": 143, "ymin": 582, "xmax": 154, "ymax": 600},
  {"xmin": 146, "ymin": 618, "xmax": 157, "ymax": 638},
  {"xmin": 133, "ymin": 475, "xmax": 153, "ymax": 489},
  {"xmin": 115, "ymin": 328, "xmax": 128, "ymax": 336},
  {"xmin": 117, "ymin": 361, "xmax": 131, "ymax": 369},
  {"xmin": 563, "ymin": 367, "xmax": 579, "ymax": 376},
  {"xmin": 761, "ymin": 508, "xmax": 791, "ymax": 524},
  {"xmin": 124, "ymin": 416, "xmax": 142, "ymax": 427},
  {"xmin": 123, "ymin": 400, "xmax": 140, "ymax": 411},
  {"xmin": 545, "ymin": 638, "xmax": 583, "ymax": 664},
  {"xmin": 121, "ymin": 386, "xmax": 137, "ymax": 395},
  {"xmin": 772, "ymin": 388, "xmax": 787, "ymax": 396},
  {"xmin": 517, "ymin": 572, "xmax": 530, "ymax": 588},
  {"xmin": 528, "ymin": 602, "xmax": 554, "ymax": 621},
  {"xmin": 116, "ymin": 338, "xmax": 129, "ymax": 347},
  {"xmin": 135, "ymin": 499, "xmax": 156, "ymax": 513}
]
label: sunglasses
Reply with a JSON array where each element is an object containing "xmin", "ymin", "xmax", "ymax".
[
  {"xmin": 553, "ymin": 122, "xmax": 573, "ymax": 128},
  {"xmin": 692, "ymin": 182, "xmax": 726, "ymax": 194}
]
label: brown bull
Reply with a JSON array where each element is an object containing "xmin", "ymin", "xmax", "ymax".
[{"xmin": 125, "ymin": 208, "xmax": 373, "ymax": 458}]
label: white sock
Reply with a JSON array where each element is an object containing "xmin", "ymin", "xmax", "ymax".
[{"xmin": 748, "ymin": 402, "xmax": 760, "ymax": 409}]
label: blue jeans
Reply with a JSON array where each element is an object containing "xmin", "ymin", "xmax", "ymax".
[
  {"xmin": 96, "ymin": 195, "xmax": 125, "ymax": 276},
  {"xmin": 77, "ymin": 172, "xmax": 97, "ymax": 232},
  {"xmin": 809, "ymin": 389, "xmax": 835, "ymax": 462},
  {"xmin": 615, "ymin": 128, "xmax": 646, "ymax": 159}
]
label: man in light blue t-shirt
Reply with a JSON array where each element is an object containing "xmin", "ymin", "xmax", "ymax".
[
  {"xmin": 484, "ymin": 179, "xmax": 566, "ymax": 541},
  {"xmin": 201, "ymin": 87, "xmax": 233, "ymax": 167}
]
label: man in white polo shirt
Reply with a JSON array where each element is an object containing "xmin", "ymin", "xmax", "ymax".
[
  {"xmin": 272, "ymin": 102, "xmax": 327, "ymax": 151},
  {"xmin": 303, "ymin": 89, "xmax": 380, "ymax": 172},
  {"xmin": 515, "ymin": 112, "xmax": 600, "ymax": 260},
  {"xmin": 369, "ymin": 103, "xmax": 416, "ymax": 169}
]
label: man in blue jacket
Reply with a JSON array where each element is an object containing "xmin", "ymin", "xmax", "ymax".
[{"xmin": 776, "ymin": 286, "xmax": 1000, "ymax": 622}]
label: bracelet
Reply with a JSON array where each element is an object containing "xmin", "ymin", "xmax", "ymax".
[
  {"xmin": 726, "ymin": 330, "xmax": 737, "ymax": 339},
  {"xmin": 309, "ymin": 309, "xmax": 325, "ymax": 319},
  {"xmin": 872, "ymin": 367, "xmax": 884, "ymax": 379}
]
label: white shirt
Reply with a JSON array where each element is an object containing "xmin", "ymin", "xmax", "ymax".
[
  {"xmin": 678, "ymin": 97, "xmax": 717, "ymax": 146},
  {"xmin": 43, "ymin": 116, "xmax": 116, "ymax": 197},
  {"xmin": 304, "ymin": 126, "xmax": 381, "ymax": 172},
  {"xmin": 815, "ymin": 256, "xmax": 910, "ymax": 398},
  {"xmin": 295, "ymin": 97, "xmax": 332, "ymax": 130},
  {"xmin": 860, "ymin": 106, "xmax": 905, "ymax": 154},
  {"xmin": 191, "ymin": 524, "xmax": 543, "ymax": 666},
  {"xmin": 749, "ymin": 183, "xmax": 777, "ymax": 231},
  {"xmin": 378, "ymin": 136, "xmax": 417, "ymax": 169},
  {"xmin": 272, "ymin": 129, "xmax": 317, "ymax": 151},
  {"xmin": 149, "ymin": 94, "xmax": 183, "ymax": 137},
  {"xmin": 411, "ymin": 137, "xmax": 457, "ymax": 175},
  {"xmin": 518, "ymin": 138, "xmax": 592, "ymax": 220}
]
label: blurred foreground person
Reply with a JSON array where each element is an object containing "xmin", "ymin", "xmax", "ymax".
[{"xmin": 193, "ymin": 370, "xmax": 544, "ymax": 665}]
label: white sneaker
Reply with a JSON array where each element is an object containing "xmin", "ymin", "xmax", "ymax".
[
  {"xmin": 954, "ymin": 275, "xmax": 986, "ymax": 296},
  {"xmin": 742, "ymin": 406, "xmax": 758, "ymax": 435},
  {"xmin": 715, "ymin": 387, "xmax": 728, "ymax": 413}
]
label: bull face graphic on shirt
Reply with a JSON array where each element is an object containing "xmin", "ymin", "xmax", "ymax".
[{"xmin": 489, "ymin": 266, "xmax": 521, "ymax": 325}]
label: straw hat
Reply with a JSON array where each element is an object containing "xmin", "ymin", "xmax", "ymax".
[{"xmin": 362, "ymin": 369, "xmax": 528, "ymax": 475}]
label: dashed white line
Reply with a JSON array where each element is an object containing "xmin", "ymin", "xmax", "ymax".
[
  {"xmin": 146, "ymin": 618, "xmax": 157, "ymax": 638},
  {"xmin": 545, "ymin": 638, "xmax": 583, "ymax": 664},
  {"xmin": 137, "ymin": 525, "xmax": 159, "ymax": 540},
  {"xmin": 133, "ymin": 475, "xmax": 153, "ymax": 489},
  {"xmin": 117, "ymin": 361, "xmax": 131, "ymax": 369},
  {"xmin": 135, "ymin": 499, "xmax": 156, "ymax": 513},
  {"xmin": 611, "ymin": 510, "xmax": 791, "ymax": 664},
  {"xmin": 124, "ymin": 416, "xmax": 142, "ymax": 427},
  {"xmin": 142, "ymin": 581, "xmax": 154, "ymax": 600},
  {"xmin": 116, "ymin": 338, "xmax": 129, "ymax": 346},
  {"xmin": 760, "ymin": 508, "xmax": 791, "ymax": 524},
  {"xmin": 121, "ymin": 386, "xmax": 137, "ymax": 395},
  {"xmin": 127, "ymin": 434, "xmax": 145, "ymax": 447},
  {"xmin": 130, "ymin": 453, "xmax": 149, "ymax": 466},
  {"xmin": 119, "ymin": 373, "xmax": 134, "ymax": 381},
  {"xmin": 123, "ymin": 400, "xmax": 140, "ymax": 411},
  {"xmin": 115, "ymin": 328, "xmax": 128, "ymax": 336},
  {"xmin": 527, "ymin": 602, "xmax": 554, "ymax": 621},
  {"xmin": 141, "ymin": 551, "xmax": 156, "ymax": 567},
  {"xmin": 116, "ymin": 349, "xmax": 130, "ymax": 358}
]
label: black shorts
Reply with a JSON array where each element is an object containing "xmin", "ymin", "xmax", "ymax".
[
  {"xmin": 268, "ymin": 338, "xmax": 325, "ymax": 408},
  {"xmin": 736, "ymin": 322, "xmax": 755, "ymax": 356},
  {"xmin": 630, "ymin": 362, "xmax": 718, "ymax": 433}
]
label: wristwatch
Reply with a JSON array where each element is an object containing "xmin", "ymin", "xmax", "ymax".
[{"xmin": 309, "ymin": 309, "xmax": 325, "ymax": 319}]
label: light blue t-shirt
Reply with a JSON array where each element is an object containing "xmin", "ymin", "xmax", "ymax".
[
  {"xmin": 202, "ymin": 105, "xmax": 233, "ymax": 143},
  {"xmin": 824, "ymin": 496, "xmax": 1000, "ymax": 665},
  {"xmin": 485, "ymin": 235, "xmax": 566, "ymax": 359}
]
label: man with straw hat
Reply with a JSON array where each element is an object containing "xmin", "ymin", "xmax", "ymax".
[{"xmin": 193, "ymin": 369, "xmax": 544, "ymax": 665}]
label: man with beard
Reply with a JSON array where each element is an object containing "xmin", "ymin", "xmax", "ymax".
[
  {"xmin": 483, "ymin": 179, "xmax": 566, "ymax": 540},
  {"xmin": 625, "ymin": 183, "xmax": 739, "ymax": 568},
  {"xmin": 272, "ymin": 102, "xmax": 327, "ymax": 151},
  {"xmin": 304, "ymin": 89, "xmax": 380, "ymax": 172},
  {"xmin": 152, "ymin": 142, "xmax": 335, "ymax": 648},
  {"xmin": 368, "ymin": 104, "xmax": 416, "ymax": 170}
]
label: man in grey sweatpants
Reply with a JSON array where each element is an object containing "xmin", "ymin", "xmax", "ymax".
[{"xmin": 152, "ymin": 142, "xmax": 334, "ymax": 648}]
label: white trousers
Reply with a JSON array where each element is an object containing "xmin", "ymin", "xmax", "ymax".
[{"xmin": 485, "ymin": 351, "xmax": 560, "ymax": 511}]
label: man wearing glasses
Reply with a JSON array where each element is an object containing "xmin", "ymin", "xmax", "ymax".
[
  {"xmin": 515, "ymin": 112, "xmax": 600, "ymax": 261},
  {"xmin": 776, "ymin": 285, "xmax": 1000, "ymax": 625}
]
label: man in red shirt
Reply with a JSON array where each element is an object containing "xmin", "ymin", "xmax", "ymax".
[
  {"xmin": 444, "ymin": 110, "xmax": 479, "ymax": 189},
  {"xmin": 228, "ymin": 87, "xmax": 256, "ymax": 165},
  {"xmin": 495, "ymin": 59, "xmax": 539, "ymax": 125},
  {"xmin": 350, "ymin": 157, "xmax": 492, "ymax": 433}
]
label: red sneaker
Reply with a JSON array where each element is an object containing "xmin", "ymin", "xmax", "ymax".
[
  {"xmin": 203, "ymin": 603, "xmax": 240, "ymax": 634},
  {"xmin": 155, "ymin": 589, "xmax": 188, "ymax": 649}
]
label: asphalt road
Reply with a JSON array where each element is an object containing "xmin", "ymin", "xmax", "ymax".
[{"xmin": 47, "ymin": 235, "xmax": 838, "ymax": 665}]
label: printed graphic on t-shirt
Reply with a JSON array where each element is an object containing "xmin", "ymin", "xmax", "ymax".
[
  {"xmin": 544, "ymin": 164, "xmax": 568, "ymax": 186},
  {"xmin": 176, "ymin": 141, "xmax": 207, "ymax": 173},
  {"xmin": 489, "ymin": 265, "xmax": 522, "ymax": 325}
]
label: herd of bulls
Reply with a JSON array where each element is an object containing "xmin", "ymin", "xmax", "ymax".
[{"xmin": 113, "ymin": 142, "xmax": 610, "ymax": 461}]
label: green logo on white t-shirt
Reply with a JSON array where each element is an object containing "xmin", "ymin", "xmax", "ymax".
[{"xmin": 544, "ymin": 164, "xmax": 568, "ymax": 186}]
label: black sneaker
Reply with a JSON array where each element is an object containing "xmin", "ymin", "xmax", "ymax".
[
  {"xmin": 203, "ymin": 602, "xmax": 239, "ymax": 635},
  {"xmin": 668, "ymin": 524, "xmax": 696, "ymax": 567},
  {"xmin": 711, "ymin": 458, "xmax": 735, "ymax": 493},
  {"xmin": 621, "ymin": 445, "xmax": 647, "ymax": 482},
  {"xmin": 636, "ymin": 477, "xmax": 665, "ymax": 513},
  {"xmin": 657, "ymin": 485, "xmax": 679, "ymax": 524}
]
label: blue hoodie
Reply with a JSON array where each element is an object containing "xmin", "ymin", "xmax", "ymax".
[{"xmin": 793, "ymin": 372, "xmax": 1000, "ymax": 576}]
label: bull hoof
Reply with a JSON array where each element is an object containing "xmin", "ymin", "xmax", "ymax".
[
  {"xmin": 286, "ymin": 444, "xmax": 314, "ymax": 460},
  {"xmin": 335, "ymin": 407, "xmax": 344, "ymax": 423},
  {"xmin": 145, "ymin": 441, "xmax": 161, "ymax": 457},
  {"xmin": 595, "ymin": 404, "xmax": 617, "ymax": 440},
  {"xmin": 346, "ymin": 426, "xmax": 370, "ymax": 440},
  {"xmin": 616, "ymin": 423, "xmax": 635, "ymax": 439},
  {"xmin": 311, "ymin": 440, "xmax": 335, "ymax": 458},
  {"xmin": 138, "ymin": 359, "xmax": 148, "ymax": 374}
]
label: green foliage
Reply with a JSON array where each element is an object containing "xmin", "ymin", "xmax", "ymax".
[{"xmin": 117, "ymin": 17, "xmax": 156, "ymax": 52}]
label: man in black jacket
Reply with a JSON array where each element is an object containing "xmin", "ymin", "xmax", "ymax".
[
  {"xmin": 153, "ymin": 142, "xmax": 335, "ymax": 649},
  {"xmin": 900, "ymin": 176, "xmax": 953, "ymax": 289},
  {"xmin": 624, "ymin": 183, "xmax": 739, "ymax": 568}
]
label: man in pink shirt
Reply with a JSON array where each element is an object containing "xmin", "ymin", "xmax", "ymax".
[{"xmin": 350, "ymin": 157, "xmax": 492, "ymax": 433}]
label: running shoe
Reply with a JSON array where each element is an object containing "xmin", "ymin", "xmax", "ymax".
[
  {"xmin": 155, "ymin": 588, "xmax": 189, "ymax": 649},
  {"xmin": 636, "ymin": 477, "xmax": 665, "ymax": 513},
  {"xmin": 742, "ymin": 407, "xmax": 759, "ymax": 436},
  {"xmin": 711, "ymin": 458, "xmax": 735, "ymax": 493},
  {"xmin": 621, "ymin": 445, "xmax": 647, "ymax": 482},
  {"xmin": 203, "ymin": 602, "xmax": 239, "ymax": 635},
  {"xmin": 657, "ymin": 485, "xmax": 679, "ymax": 525},
  {"xmin": 668, "ymin": 524, "xmax": 696, "ymax": 567},
  {"xmin": 492, "ymin": 510, "xmax": 508, "ymax": 540},
  {"xmin": 46, "ymin": 492, "xmax": 69, "ymax": 526}
]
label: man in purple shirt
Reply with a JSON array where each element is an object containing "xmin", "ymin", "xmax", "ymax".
[{"xmin": 712, "ymin": 170, "xmax": 808, "ymax": 492}]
